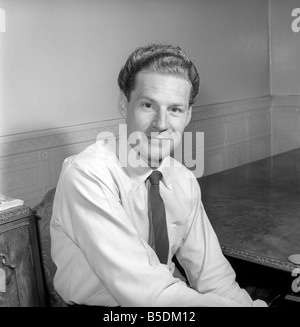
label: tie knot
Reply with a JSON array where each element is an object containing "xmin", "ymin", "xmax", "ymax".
[{"xmin": 148, "ymin": 170, "xmax": 162, "ymax": 185}]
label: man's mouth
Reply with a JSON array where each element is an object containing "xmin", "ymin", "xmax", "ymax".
[{"xmin": 147, "ymin": 132, "xmax": 174, "ymax": 141}]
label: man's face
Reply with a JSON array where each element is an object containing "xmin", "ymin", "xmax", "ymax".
[{"xmin": 119, "ymin": 70, "xmax": 192, "ymax": 166}]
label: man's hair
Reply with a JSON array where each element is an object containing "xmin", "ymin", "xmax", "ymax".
[{"xmin": 118, "ymin": 43, "xmax": 200, "ymax": 106}]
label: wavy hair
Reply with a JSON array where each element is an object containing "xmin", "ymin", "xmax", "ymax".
[{"xmin": 118, "ymin": 43, "xmax": 200, "ymax": 106}]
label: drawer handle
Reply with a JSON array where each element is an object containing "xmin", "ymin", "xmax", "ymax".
[{"xmin": 0, "ymin": 253, "xmax": 17, "ymax": 270}]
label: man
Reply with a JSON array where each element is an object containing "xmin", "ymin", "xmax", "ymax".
[{"xmin": 50, "ymin": 43, "xmax": 267, "ymax": 307}]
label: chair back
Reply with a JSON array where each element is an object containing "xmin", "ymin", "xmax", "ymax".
[{"xmin": 33, "ymin": 188, "xmax": 68, "ymax": 307}]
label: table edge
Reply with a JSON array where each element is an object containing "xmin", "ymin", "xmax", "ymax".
[{"xmin": 221, "ymin": 244, "xmax": 297, "ymax": 273}]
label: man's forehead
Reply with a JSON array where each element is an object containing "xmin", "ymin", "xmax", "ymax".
[{"xmin": 133, "ymin": 70, "xmax": 192, "ymax": 97}]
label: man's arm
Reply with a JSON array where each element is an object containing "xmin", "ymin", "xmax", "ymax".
[{"xmin": 175, "ymin": 180, "xmax": 267, "ymax": 307}]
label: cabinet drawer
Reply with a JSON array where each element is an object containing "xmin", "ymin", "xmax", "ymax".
[
  {"xmin": 0, "ymin": 223, "xmax": 40, "ymax": 306},
  {"xmin": 0, "ymin": 207, "xmax": 45, "ymax": 307}
]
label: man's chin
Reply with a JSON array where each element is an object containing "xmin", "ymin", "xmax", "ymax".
[
  {"xmin": 130, "ymin": 140, "xmax": 175, "ymax": 167},
  {"xmin": 145, "ymin": 152, "xmax": 172, "ymax": 168},
  {"xmin": 147, "ymin": 156, "xmax": 163, "ymax": 168},
  {"xmin": 146, "ymin": 145, "xmax": 172, "ymax": 159}
]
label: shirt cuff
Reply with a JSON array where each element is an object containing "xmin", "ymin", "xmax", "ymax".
[{"xmin": 252, "ymin": 299, "xmax": 268, "ymax": 307}]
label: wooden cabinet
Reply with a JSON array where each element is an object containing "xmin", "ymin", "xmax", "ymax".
[{"xmin": 0, "ymin": 206, "xmax": 45, "ymax": 307}]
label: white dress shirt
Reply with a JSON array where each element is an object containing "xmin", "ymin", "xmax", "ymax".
[{"xmin": 50, "ymin": 137, "xmax": 267, "ymax": 307}]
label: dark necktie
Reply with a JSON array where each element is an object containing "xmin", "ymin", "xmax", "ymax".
[{"xmin": 148, "ymin": 171, "xmax": 169, "ymax": 264}]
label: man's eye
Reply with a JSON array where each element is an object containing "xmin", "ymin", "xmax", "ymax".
[
  {"xmin": 142, "ymin": 103, "xmax": 153, "ymax": 110},
  {"xmin": 170, "ymin": 108, "xmax": 181, "ymax": 113}
]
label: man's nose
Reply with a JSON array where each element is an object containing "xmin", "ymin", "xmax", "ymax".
[{"xmin": 153, "ymin": 111, "xmax": 169, "ymax": 131}]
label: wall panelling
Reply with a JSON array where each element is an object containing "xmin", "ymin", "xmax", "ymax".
[{"xmin": 0, "ymin": 95, "xmax": 289, "ymax": 207}]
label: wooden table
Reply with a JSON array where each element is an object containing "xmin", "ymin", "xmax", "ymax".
[{"xmin": 198, "ymin": 149, "xmax": 300, "ymax": 304}]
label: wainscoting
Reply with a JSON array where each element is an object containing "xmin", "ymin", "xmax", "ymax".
[
  {"xmin": 188, "ymin": 96, "xmax": 272, "ymax": 175},
  {"xmin": 0, "ymin": 120, "xmax": 123, "ymax": 207},
  {"xmin": 1, "ymin": 95, "xmax": 299, "ymax": 208},
  {"xmin": 271, "ymin": 96, "xmax": 300, "ymax": 155}
]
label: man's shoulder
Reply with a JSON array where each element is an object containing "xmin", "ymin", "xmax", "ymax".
[{"xmin": 62, "ymin": 141, "xmax": 118, "ymax": 176}]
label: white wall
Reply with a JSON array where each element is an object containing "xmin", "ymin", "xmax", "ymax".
[
  {"xmin": 269, "ymin": 0, "xmax": 300, "ymax": 155},
  {"xmin": 0, "ymin": 0, "xmax": 270, "ymax": 137},
  {"xmin": 269, "ymin": 0, "xmax": 300, "ymax": 96}
]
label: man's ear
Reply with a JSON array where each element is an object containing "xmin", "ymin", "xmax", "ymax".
[
  {"xmin": 118, "ymin": 92, "xmax": 128, "ymax": 119},
  {"xmin": 185, "ymin": 106, "xmax": 193, "ymax": 127}
]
